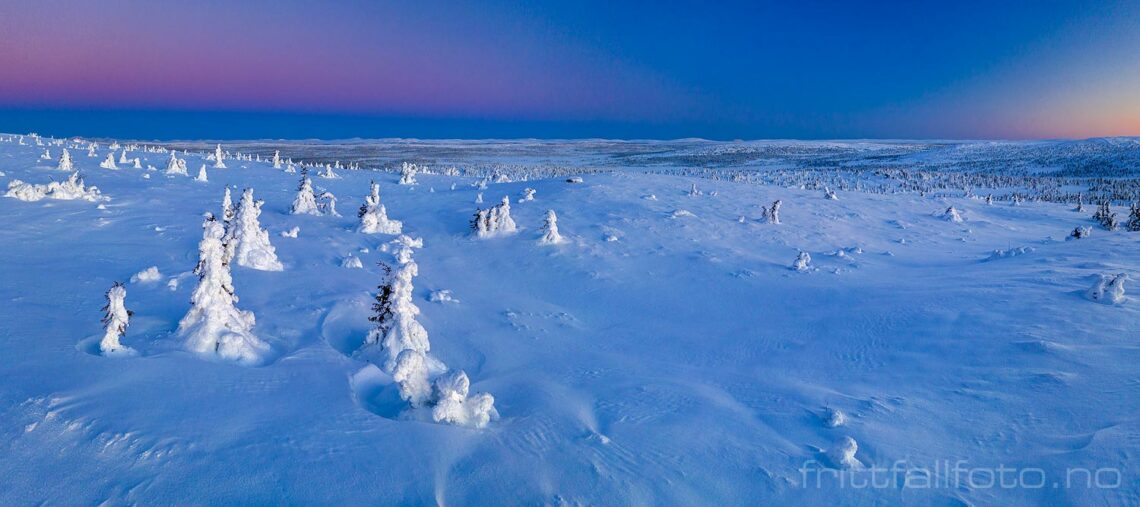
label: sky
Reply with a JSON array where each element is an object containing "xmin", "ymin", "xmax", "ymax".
[{"xmin": 1, "ymin": 0, "xmax": 1138, "ymax": 140}]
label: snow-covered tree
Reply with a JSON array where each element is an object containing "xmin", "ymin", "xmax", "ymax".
[
  {"xmin": 99, "ymin": 152, "xmax": 118, "ymax": 170},
  {"xmin": 319, "ymin": 164, "xmax": 339, "ymax": 179},
  {"xmin": 943, "ymin": 206, "xmax": 964, "ymax": 223},
  {"xmin": 538, "ymin": 209, "xmax": 565, "ymax": 245},
  {"xmin": 520, "ymin": 188, "xmax": 536, "ymax": 202},
  {"xmin": 1075, "ymin": 193, "xmax": 1085, "ymax": 212},
  {"xmin": 1087, "ymin": 273, "xmax": 1127, "ymax": 305},
  {"xmin": 165, "ymin": 152, "xmax": 188, "ymax": 176},
  {"xmin": 399, "ymin": 161, "xmax": 418, "ymax": 185},
  {"xmin": 178, "ymin": 217, "xmax": 269, "ymax": 364},
  {"xmin": 471, "ymin": 196, "xmax": 517, "ymax": 238},
  {"xmin": 99, "ymin": 282, "xmax": 135, "ymax": 356},
  {"xmin": 824, "ymin": 187, "xmax": 838, "ymax": 200},
  {"xmin": 688, "ymin": 183, "xmax": 702, "ymax": 196},
  {"xmin": 213, "ymin": 144, "xmax": 227, "ymax": 169},
  {"xmin": 271, "ymin": 150, "xmax": 282, "ymax": 169},
  {"xmin": 118, "ymin": 149, "xmax": 129, "ymax": 164},
  {"xmin": 57, "ymin": 149, "xmax": 73, "ymax": 171},
  {"xmin": 1070, "ymin": 226, "xmax": 1092, "ymax": 239},
  {"xmin": 290, "ymin": 171, "xmax": 321, "ymax": 215},
  {"xmin": 762, "ymin": 200, "xmax": 782, "ymax": 224},
  {"xmin": 40, "ymin": 148, "xmax": 52, "ymax": 160},
  {"xmin": 318, "ymin": 191, "xmax": 340, "ymax": 216},
  {"xmin": 792, "ymin": 251, "xmax": 812, "ymax": 271},
  {"xmin": 225, "ymin": 188, "xmax": 284, "ymax": 271},
  {"xmin": 196, "ymin": 164, "xmax": 208, "ymax": 182},
  {"xmin": 1128, "ymin": 204, "xmax": 1140, "ymax": 232},
  {"xmin": 221, "ymin": 187, "xmax": 235, "ymax": 224},
  {"xmin": 358, "ymin": 181, "xmax": 403, "ymax": 234}
]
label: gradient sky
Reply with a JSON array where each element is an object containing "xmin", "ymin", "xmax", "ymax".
[{"xmin": 1, "ymin": 0, "xmax": 1138, "ymax": 140}]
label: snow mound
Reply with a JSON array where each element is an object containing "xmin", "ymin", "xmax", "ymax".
[
  {"xmin": 827, "ymin": 436, "xmax": 863, "ymax": 469},
  {"xmin": 428, "ymin": 290, "xmax": 459, "ymax": 303},
  {"xmin": 430, "ymin": 370, "xmax": 498, "ymax": 428},
  {"xmin": 1087, "ymin": 273, "xmax": 1127, "ymax": 305},
  {"xmin": 5, "ymin": 173, "xmax": 105, "ymax": 202},
  {"xmin": 985, "ymin": 246, "xmax": 1034, "ymax": 261},
  {"xmin": 130, "ymin": 266, "xmax": 163, "ymax": 283}
]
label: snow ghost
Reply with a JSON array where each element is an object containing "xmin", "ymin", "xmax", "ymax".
[
  {"xmin": 178, "ymin": 217, "xmax": 269, "ymax": 365},
  {"xmin": 538, "ymin": 209, "xmax": 565, "ymax": 245},
  {"xmin": 472, "ymin": 196, "xmax": 518, "ymax": 238},
  {"xmin": 99, "ymin": 282, "xmax": 135, "ymax": 356}
]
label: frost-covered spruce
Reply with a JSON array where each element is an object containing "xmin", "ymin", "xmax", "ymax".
[
  {"xmin": 471, "ymin": 196, "xmax": 518, "ymax": 238},
  {"xmin": 178, "ymin": 217, "xmax": 269, "ymax": 364},
  {"xmin": 688, "ymin": 183, "xmax": 702, "ymax": 196},
  {"xmin": 118, "ymin": 149, "xmax": 129, "ymax": 164},
  {"xmin": 1128, "ymin": 204, "xmax": 1140, "ymax": 232},
  {"xmin": 376, "ymin": 256, "xmax": 430, "ymax": 371},
  {"xmin": 943, "ymin": 206, "xmax": 963, "ymax": 223},
  {"xmin": 431, "ymin": 370, "xmax": 497, "ymax": 428},
  {"xmin": 398, "ymin": 161, "xmax": 418, "ymax": 185},
  {"xmin": 520, "ymin": 188, "xmax": 536, "ymax": 202},
  {"xmin": 1088, "ymin": 273, "xmax": 1127, "ymax": 305},
  {"xmin": 57, "ymin": 148, "xmax": 74, "ymax": 171},
  {"xmin": 196, "ymin": 164, "xmax": 208, "ymax": 182},
  {"xmin": 762, "ymin": 199, "xmax": 782, "ymax": 224},
  {"xmin": 165, "ymin": 152, "xmax": 188, "ymax": 176},
  {"xmin": 225, "ymin": 188, "xmax": 283, "ymax": 271},
  {"xmin": 1070, "ymin": 226, "xmax": 1092, "ymax": 239},
  {"xmin": 318, "ymin": 191, "xmax": 340, "ymax": 216},
  {"xmin": 319, "ymin": 164, "xmax": 338, "ymax": 179},
  {"xmin": 290, "ymin": 171, "xmax": 321, "ymax": 215},
  {"xmin": 40, "ymin": 148, "xmax": 52, "ymax": 160},
  {"xmin": 212, "ymin": 144, "xmax": 227, "ymax": 169},
  {"xmin": 824, "ymin": 187, "xmax": 838, "ymax": 200},
  {"xmin": 99, "ymin": 152, "xmax": 118, "ymax": 170},
  {"xmin": 538, "ymin": 209, "xmax": 565, "ymax": 245},
  {"xmin": 357, "ymin": 181, "xmax": 402, "ymax": 234},
  {"xmin": 221, "ymin": 187, "xmax": 235, "ymax": 224},
  {"xmin": 271, "ymin": 150, "xmax": 282, "ymax": 169},
  {"xmin": 792, "ymin": 251, "xmax": 812, "ymax": 271},
  {"xmin": 1075, "ymin": 193, "xmax": 1085, "ymax": 212},
  {"xmin": 99, "ymin": 282, "xmax": 135, "ymax": 356}
]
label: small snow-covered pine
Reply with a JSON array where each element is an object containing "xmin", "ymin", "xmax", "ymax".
[
  {"xmin": 290, "ymin": 171, "xmax": 321, "ymax": 215},
  {"xmin": 165, "ymin": 152, "xmax": 188, "ymax": 176},
  {"xmin": 1087, "ymin": 273, "xmax": 1127, "ymax": 305},
  {"xmin": 196, "ymin": 164, "xmax": 208, "ymax": 182},
  {"xmin": 57, "ymin": 148, "xmax": 73, "ymax": 171},
  {"xmin": 178, "ymin": 217, "xmax": 269, "ymax": 365},
  {"xmin": 472, "ymin": 196, "xmax": 518, "ymax": 238},
  {"xmin": 399, "ymin": 162, "xmax": 418, "ymax": 185},
  {"xmin": 99, "ymin": 282, "xmax": 135, "ymax": 356},
  {"xmin": 943, "ymin": 206, "xmax": 964, "ymax": 223},
  {"xmin": 212, "ymin": 144, "xmax": 227, "ymax": 169},
  {"xmin": 99, "ymin": 152, "xmax": 118, "ymax": 170},
  {"xmin": 225, "ymin": 188, "xmax": 284, "ymax": 271},
  {"xmin": 358, "ymin": 181, "xmax": 403, "ymax": 234},
  {"xmin": 538, "ymin": 209, "xmax": 565, "ymax": 245},
  {"xmin": 762, "ymin": 200, "xmax": 782, "ymax": 224},
  {"xmin": 792, "ymin": 251, "xmax": 812, "ymax": 271}
]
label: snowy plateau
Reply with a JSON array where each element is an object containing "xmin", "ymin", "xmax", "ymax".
[{"xmin": 1, "ymin": 135, "xmax": 1139, "ymax": 505}]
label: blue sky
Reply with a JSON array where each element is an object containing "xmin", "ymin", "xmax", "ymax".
[{"xmin": 1, "ymin": 0, "xmax": 1137, "ymax": 139}]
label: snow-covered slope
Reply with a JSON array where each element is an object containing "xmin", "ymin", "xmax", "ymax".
[{"xmin": 0, "ymin": 135, "xmax": 1137, "ymax": 505}]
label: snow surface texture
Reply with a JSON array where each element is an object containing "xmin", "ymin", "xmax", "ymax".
[{"xmin": 0, "ymin": 136, "xmax": 1138, "ymax": 504}]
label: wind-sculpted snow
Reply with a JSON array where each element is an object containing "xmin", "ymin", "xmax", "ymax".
[{"xmin": 0, "ymin": 133, "xmax": 1138, "ymax": 504}]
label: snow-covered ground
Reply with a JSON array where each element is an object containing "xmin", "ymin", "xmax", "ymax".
[{"xmin": 0, "ymin": 135, "xmax": 1137, "ymax": 504}]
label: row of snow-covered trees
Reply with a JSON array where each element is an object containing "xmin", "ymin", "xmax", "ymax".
[{"xmin": 94, "ymin": 176, "xmax": 496, "ymax": 427}]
